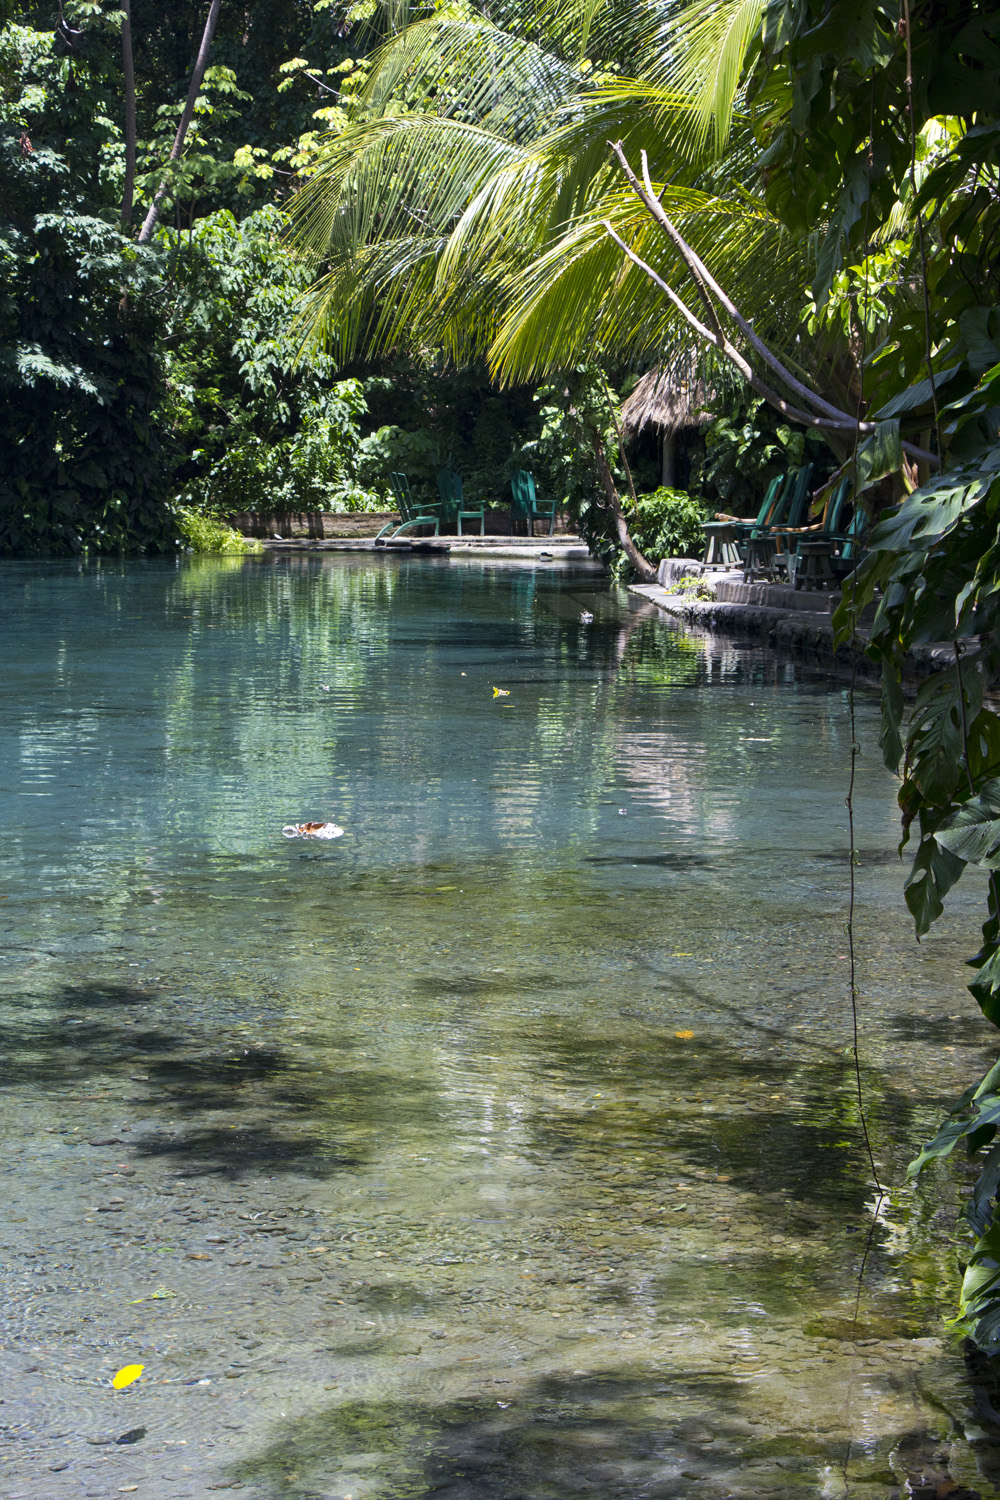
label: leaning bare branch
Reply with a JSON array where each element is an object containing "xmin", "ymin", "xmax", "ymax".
[
  {"xmin": 606, "ymin": 140, "xmax": 941, "ymax": 470},
  {"xmin": 137, "ymin": 0, "xmax": 223, "ymax": 244},
  {"xmin": 601, "ymin": 221, "xmax": 863, "ymax": 434}
]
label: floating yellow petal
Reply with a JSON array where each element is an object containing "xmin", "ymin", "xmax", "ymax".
[
  {"xmin": 492, "ymin": 687, "xmax": 509, "ymax": 697},
  {"xmin": 112, "ymin": 1364, "xmax": 145, "ymax": 1390},
  {"xmin": 674, "ymin": 1030, "xmax": 695, "ymax": 1040}
]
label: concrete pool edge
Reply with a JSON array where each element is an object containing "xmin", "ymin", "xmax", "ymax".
[{"xmin": 630, "ymin": 560, "xmax": 957, "ymax": 683}]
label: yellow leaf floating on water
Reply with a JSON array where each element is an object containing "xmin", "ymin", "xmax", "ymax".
[
  {"xmin": 112, "ymin": 1364, "xmax": 145, "ymax": 1391},
  {"xmin": 674, "ymin": 1030, "xmax": 695, "ymax": 1040},
  {"xmin": 492, "ymin": 687, "xmax": 510, "ymax": 698}
]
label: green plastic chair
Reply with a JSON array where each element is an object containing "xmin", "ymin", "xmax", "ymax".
[
  {"xmin": 510, "ymin": 470, "xmax": 556, "ymax": 536},
  {"xmin": 701, "ymin": 474, "xmax": 784, "ymax": 567},
  {"xmin": 375, "ymin": 472, "xmax": 442, "ymax": 543},
  {"xmin": 829, "ymin": 506, "xmax": 869, "ymax": 580},
  {"xmin": 436, "ymin": 469, "xmax": 485, "ymax": 536},
  {"xmin": 743, "ymin": 464, "xmax": 814, "ymax": 581},
  {"xmin": 782, "ymin": 475, "xmax": 853, "ymax": 589}
]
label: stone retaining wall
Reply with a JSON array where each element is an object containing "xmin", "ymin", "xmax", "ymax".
[
  {"xmin": 228, "ymin": 511, "xmax": 395, "ymax": 539},
  {"xmin": 228, "ymin": 508, "xmax": 568, "ymax": 539}
]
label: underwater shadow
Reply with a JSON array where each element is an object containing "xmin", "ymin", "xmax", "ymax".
[
  {"xmin": 0, "ymin": 982, "xmax": 439, "ymax": 1180},
  {"xmin": 226, "ymin": 1368, "xmax": 805, "ymax": 1500},
  {"xmin": 132, "ymin": 1121, "xmax": 361, "ymax": 1179}
]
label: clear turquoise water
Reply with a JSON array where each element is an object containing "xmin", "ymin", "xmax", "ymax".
[{"xmin": 1, "ymin": 553, "xmax": 998, "ymax": 1499}]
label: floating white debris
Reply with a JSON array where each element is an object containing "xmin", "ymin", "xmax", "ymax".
[{"xmin": 282, "ymin": 822, "xmax": 344, "ymax": 840}]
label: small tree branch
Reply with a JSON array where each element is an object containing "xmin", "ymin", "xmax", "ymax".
[
  {"xmin": 120, "ymin": 0, "xmax": 137, "ymax": 225},
  {"xmin": 587, "ymin": 421, "xmax": 658, "ymax": 582},
  {"xmin": 137, "ymin": 0, "xmax": 222, "ymax": 244}
]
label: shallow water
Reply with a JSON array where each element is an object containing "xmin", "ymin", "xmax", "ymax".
[{"xmin": 2, "ymin": 553, "xmax": 999, "ymax": 1499}]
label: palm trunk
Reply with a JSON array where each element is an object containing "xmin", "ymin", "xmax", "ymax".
[
  {"xmin": 586, "ymin": 425, "xmax": 657, "ymax": 583},
  {"xmin": 137, "ymin": 0, "xmax": 222, "ymax": 245},
  {"xmin": 120, "ymin": 0, "xmax": 136, "ymax": 224}
]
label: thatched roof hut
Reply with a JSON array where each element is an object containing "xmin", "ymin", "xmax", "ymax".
[
  {"xmin": 620, "ymin": 366, "xmax": 711, "ymax": 436},
  {"xmin": 620, "ymin": 366, "xmax": 712, "ymax": 489}
]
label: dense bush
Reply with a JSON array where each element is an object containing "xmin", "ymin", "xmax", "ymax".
[
  {"xmin": 0, "ymin": 21, "xmax": 174, "ymax": 555},
  {"xmin": 355, "ymin": 362, "xmax": 541, "ymax": 511},
  {"xmin": 628, "ymin": 487, "xmax": 709, "ymax": 562},
  {"xmin": 691, "ymin": 394, "xmax": 829, "ymax": 516}
]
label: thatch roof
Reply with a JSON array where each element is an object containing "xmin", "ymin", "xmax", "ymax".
[{"xmin": 620, "ymin": 367, "xmax": 712, "ymax": 435}]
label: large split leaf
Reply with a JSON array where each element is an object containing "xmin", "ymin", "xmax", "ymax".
[
  {"xmin": 936, "ymin": 781, "xmax": 1000, "ymax": 867},
  {"xmin": 904, "ymin": 834, "xmax": 967, "ymax": 934}
]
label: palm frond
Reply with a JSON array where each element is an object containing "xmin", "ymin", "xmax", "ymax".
[{"xmin": 491, "ymin": 181, "xmax": 806, "ymax": 381}]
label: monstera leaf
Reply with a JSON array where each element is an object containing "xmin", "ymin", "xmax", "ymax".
[{"xmin": 936, "ymin": 782, "xmax": 1000, "ymax": 867}]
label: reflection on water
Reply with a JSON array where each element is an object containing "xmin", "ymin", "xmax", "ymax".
[{"xmin": 1, "ymin": 553, "xmax": 999, "ymax": 1499}]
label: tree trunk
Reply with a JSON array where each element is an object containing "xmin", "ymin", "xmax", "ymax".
[
  {"xmin": 120, "ymin": 0, "xmax": 137, "ymax": 225},
  {"xmin": 661, "ymin": 430, "xmax": 676, "ymax": 488},
  {"xmin": 136, "ymin": 0, "xmax": 222, "ymax": 244},
  {"xmin": 587, "ymin": 425, "xmax": 658, "ymax": 582}
]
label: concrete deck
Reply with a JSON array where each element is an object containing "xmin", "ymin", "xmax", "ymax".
[{"xmin": 263, "ymin": 534, "xmax": 596, "ymax": 563}]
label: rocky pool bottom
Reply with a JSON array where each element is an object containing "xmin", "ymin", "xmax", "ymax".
[{"xmin": 2, "ymin": 554, "xmax": 1000, "ymax": 1499}]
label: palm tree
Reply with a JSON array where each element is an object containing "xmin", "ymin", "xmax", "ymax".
[{"xmin": 291, "ymin": 0, "xmax": 952, "ymax": 523}]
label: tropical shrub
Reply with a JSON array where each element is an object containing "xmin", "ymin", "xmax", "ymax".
[
  {"xmin": 628, "ymin": 488, "xmax": 709, "ymax": 562},
  {"xmin": 691, "ymin": 395, "xmax": 830, "ymax": 517},
  {"xmin": 662, "ymin": 573, "xmax": 714, "ymax": 600},
  {"xmin": 174, "ymin": 507, "xmax": 262, "ymax": 554},
  {"xmin": 0, "ymin": 20, "xmax": 174, "ymax": 555}
]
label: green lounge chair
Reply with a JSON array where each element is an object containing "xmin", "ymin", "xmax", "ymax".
[
  {"xmin": 375, "ymin": 472, "xmax": 442, "ymax": 543},
  {"xmin": 743, "ymin": 464, "xmax": 814, "ymax": 581},
  {"xmin": 829, "ymin": 506, "xmax": 869, "ymax": 582},
  {"xmin": 701, "ymin": 474, "xmax": 784, "ymax": 568},
  {"xmin": 782, "ymin": 475, "xmax": 853, "ymax": 589},
  {"xmin": 436, "ymin": 469, "xmax": 486, "ymax": 536},
  {"xmin": 510, "ymin": 470, "xmax": 556, "ymax": 536}
]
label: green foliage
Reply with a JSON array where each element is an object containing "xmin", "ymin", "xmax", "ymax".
[
  {"xmin": 161, "ymin": 207, "xmax": 379, "ymax": 514},
  {"xmin": 627, "ymin": 487, "xmax": 709, "ymax": 563},
  {"xmin": 837, "ymin": 358, "xmax": 1000, "ymax": 1350},
  {"xmin": 174, "ymin": 506, "xmax": 262, "ymax": 553},
  {"xmin": 661, "ymin": 572, "xmax": 714, "ymax": 600},
  {"xmin": 519, "ymin": 368, "xmax": 622, "ymax": 562},
  {"xmin": 124, "ymin": 0, "xmax": 361, "ymax": 218},
  {"xmin": 693, "ymin": 393, "xmax": 829, "ymax": 514},
  {"xmin": 354, "ymin": 361, "xmax": 539, "ymax": 511},
  {"xmin": 0, "ymin": 2, "xmax": 395, "ymax": 553},
  {"xmin": 0, "ymin": 18, "xmax": 174, "ymax": 554}
]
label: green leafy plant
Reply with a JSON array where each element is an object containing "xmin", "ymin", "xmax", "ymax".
[
  {"xmin": 174, "ymin": 506, "xmax": 262, "ymax": 553},
  {"xmin": 0, "ymin": 19, "xmax": 174, "ymax": 555},
  {"xmin": 161, "ymin": 207, "xmax": 379, "ymax": 515},
  {"xmin": 692, "ymin": 394, "xmax": 830, "ymax": 515},
  {"xmin": 661, "ymin": 572, "xmax": 714, "ymax": 600},
  {"xmin": 628, "ymin": 487, "xmax": 709, "ymax": 563}
]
